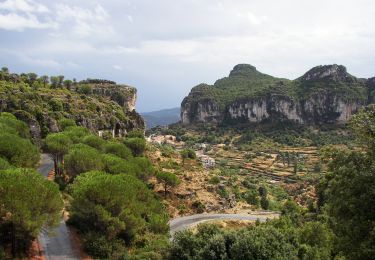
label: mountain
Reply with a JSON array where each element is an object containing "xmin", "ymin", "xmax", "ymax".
[
  {"xmin": 0, "ymin": 69, "xmax": 144, "ymax": 145},
  {"xmin": 181, "ymin": 64, "xmax": 374, "ymax": 125},
  {"xmin": 141, "ymin": 107, "xmax": 180, "ymax": 128}
]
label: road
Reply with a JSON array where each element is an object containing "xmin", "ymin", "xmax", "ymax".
[
  {"xmin": 37, "ymin": 154, "xmax": 79, "ymax": 260},
  {"xmin": 169, "ymin": 212, "xmax": 278, "ymax": 236}
]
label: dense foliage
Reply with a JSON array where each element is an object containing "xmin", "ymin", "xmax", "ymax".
[
  {"xmin": 0, "ymin": 113, "xmax": 63, "ymax": 257},
  {"xmin": 0, "ymin": 169, "xmax": 63, "ymax": 256},
  {"xmin": 68, "ymin": 171, "xmax": 169, "ymax": 259},
  {"xmin": 318, "ymin": 105, "xmax": 375, "ymax": 259}
]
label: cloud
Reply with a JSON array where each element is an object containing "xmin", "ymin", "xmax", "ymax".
[
  {"xmin": 0, "ymin": 0, "xmax": 54, "ymax": 31},
  {"xmin": 0, "ymin": 12, "xmax": 56, "ymax": 31},
  {"xmin": 55, "ymin": 3, "xmax": 112, "ymax": 37},
  {"xmin": 0, "ymin": 0, "xmax": 49, "ymax": 13}
]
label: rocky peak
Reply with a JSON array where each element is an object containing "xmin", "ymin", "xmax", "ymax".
[
  {"xmin": 301, "ymin": 64, "xmax": 353, "ymax": 82},
  {"xmin": 229, "ymin": 64, "xmax": 258, "ymax": 77}
]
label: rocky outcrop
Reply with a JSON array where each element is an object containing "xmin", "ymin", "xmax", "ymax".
[
  {"xmin": 181, "ymin": 64, "xmax": 371, "ymax": 125},
  {"xmin": 0, "ymin": 79, "xmax": 144, "ymax": 145},
  {"xmin": 91, "ymin": 84, "xmax": 137, "ymax": 111}
]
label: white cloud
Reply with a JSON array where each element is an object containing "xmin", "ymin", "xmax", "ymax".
[
  {"xmin": 0, "ymin": 0, "xmax": 49, "ymax": 13},
  {"xmin": 55, "ymin": 3, "xmax": 111, "ymax": 37},
  {"xmin": 0, "ymin": 12, "xmax": 56, "ymax": 31}
]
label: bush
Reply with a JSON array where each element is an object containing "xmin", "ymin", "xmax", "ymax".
[
  {"xmin": 242, "ymin": 190, "xmax": 259, "ymax": 206},
  {"xmin": 209, "ymin": 176, "xmax": 220, "ymax": 185},
  {"xmin": 124, "ymin": 138, "xmax": 146, "ymax": 156},
  {"xmin": 104, "ymin": 142, "xmax": 133, "ymax": 160},
  {"xmin": 68, "ymin": 171, "xmax": 168, "ymax": 257},
  {"xmin": 127, "ymin": 130, "xmax": 144, "ymax": 138},
  {"xmin": 65, "ymin": 126, "xmax": 91, "ymax": 143},
  {"xmin": 0, "ymin": 169, "xmax": 63, "ymax": 255},
  {"xmin": 65, "ymin": 144, "xmax": 104, "ymax": 178},
  {"xmin": 82, "ymin": 135, "xmax": 106, "ymax": 150},
  {"xmin": 58, "ymin": 118, "xmax": 76, "ymax": 130},
  {"xmin": 0, "ymin": 133, "xmax": 40, "ymax": 167}
]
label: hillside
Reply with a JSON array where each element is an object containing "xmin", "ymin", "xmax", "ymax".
[
  {"xmin": 0, "ymin": 68, "xmax": 144, "ymax": 145},
  {"xmin": 141, "ymin": 107, "xmax": 180, "ymax": 128},
  {"xmin": 181, "ymin": 64, "xmax": 373, "ymax": 125}
]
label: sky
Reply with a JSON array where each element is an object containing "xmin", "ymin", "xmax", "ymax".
[{"xmin": 0, "ymin": 0, "xmax": 374, "ymax": 112}]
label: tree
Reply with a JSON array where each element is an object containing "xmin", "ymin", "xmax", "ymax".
[
  {"xmin": 50, "ymin": 76, "xmax": 59, "ymax": 88},
  {"xmin": 318, "ymin": 106, "xmax": 375, "ymax": 259},
  {"xmin": 180, "ymin": 149, "xmax": 196, "ymax": 164},
  {"xmin": 230, "ymin": 225, "xmax": 299, "ymax": 259},
  {"xmin": 0, "ymin": 133, "xmax": 39, "ymax": 168},
  {"xmin": 260, "ymin": 196, "xmax": 269, "ymax": 210},
  {"xmin": 82, "ymin": 134, "xmax": 106, "ymax": 150},
  {"xmin": 57, "ymin": 75, "xmax": 64, "ymax": 87},
  {"xmin": 123, "ymin": 137, "xmax": 146, "ymax": 156},
  {"xmin": 64, "ymin": 126, "xmax": 90, "ymax": 143},
  {"xmin": 103, "ymin": 142, "xmax": 133, "ymax": 160},
  {"xmin": 40, "ymin": 75, "xmax": 49, "ymax": 88},
  {"xmin": 68, "ymin": 171, "xmax": 168, "ymax": 259},
  {"xmin": 63, "ymin": 79, "xmax": 73, "ymax": 89},
  {"xmin": 156, "ymin": 171, "xmax": 180, "ymax": 197},
  {"xmin": 26, "ymin": 73, "xmax": 38, "ymax": 86},
  {"xmin": 0, "ymin": 168, "xmax": 63, "ymax": 256},
  {"xmin": 45, "ymin": 133, "xmax": 72, "ymax": 176},
  {"xmin": 126, "ymin": 129, "xmax": 144, "ymax": 138},
  {"xmin": 64, "ymin": 144, "xmax": 104, "ymax": 179}
]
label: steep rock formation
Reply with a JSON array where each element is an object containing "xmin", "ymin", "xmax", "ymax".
[
  {"xmin": 0, "ymin": 79, "xmax": 144, "ymax": 144},
  {"xmin": 181, "ymin": 64, "xmax": 371, "ymax": 125}
]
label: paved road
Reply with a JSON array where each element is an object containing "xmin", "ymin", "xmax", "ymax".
[
  {"xmin": 37, "ymin": 154, "xmax": 79, "ymax": 260},
  {"xmin": 169, "ymin": 212, "xmax": 278, "ymax": 236}
]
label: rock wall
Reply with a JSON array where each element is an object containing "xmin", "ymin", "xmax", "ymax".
[
  {"xmin": 181, "ymin": 64, "xmax": 372, "ymax": 126},
  {"xmin": 181, "ymin": 95, "xmax": 365, "ymax": 125}
]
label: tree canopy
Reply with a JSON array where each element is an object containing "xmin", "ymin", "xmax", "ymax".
[{"xmin": 0, "ymin": 168, "xmax": 63, "ymax": 255}]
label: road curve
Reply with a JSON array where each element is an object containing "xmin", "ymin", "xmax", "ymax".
[
  {"xmin": 169, "ymin": 212, "xmax": 278, "ymax": 236},
  {"xmin": 37, "ymin": 154, "xmax": 79, "ymax": 260}
]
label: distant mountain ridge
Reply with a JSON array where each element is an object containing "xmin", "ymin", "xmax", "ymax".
[
  {"xmin": 181, "ymin": 64, "xmax": 374, "ymax": 125},
  {"xmin": 141, "ymin": 107, "xmax": 180, "ymax": 128}
]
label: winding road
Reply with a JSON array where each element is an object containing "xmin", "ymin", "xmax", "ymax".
[
  {"xmin": 37, "ymin": 154, "xmax": 79, "ymax": 260},
  {"xmin": 169, "ymin": 212, "xmax": 279, "ymax": 236}
]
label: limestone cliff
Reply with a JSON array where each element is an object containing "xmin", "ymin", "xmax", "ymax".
[
  {"xmin": 0, "ymin": 76, "xmax": 144, "ymax": 144},
  {"xmin": 181, "ymin": 64, "xmax": 371, "ymax": 125}
]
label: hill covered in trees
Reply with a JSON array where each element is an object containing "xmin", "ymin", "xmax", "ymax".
[
  {"xmin": 0, "ymin": 67, "xmax": 144, "ymax": 145},
  {"xmin": 181, "ymin": 64, "xmax": 374, "ymax": 125}
]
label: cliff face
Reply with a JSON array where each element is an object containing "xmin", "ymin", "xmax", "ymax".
[
  {"xmin": 181, "ymin": 64, "xmax": 371, "ymax": 125},
  {"xmin": 0, "ymin": 79, "xmax": 144, "ymax": 145}
]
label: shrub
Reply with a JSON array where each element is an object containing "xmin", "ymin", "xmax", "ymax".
[
  {"xmin": 65, "ymin": 144, "xmax": 104, "ymax": 179},
  {"xmin": 104, "ymin": 142, "xmax": 133, "ymax": 160},
  {"xmin": 124, "ymin": 138, "xmax": 146, "ymax": 156}
]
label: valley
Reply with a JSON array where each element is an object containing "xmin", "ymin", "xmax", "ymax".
[{"xmin": 0, "ymin": 65, "xmax": 374, "ymax": 260}]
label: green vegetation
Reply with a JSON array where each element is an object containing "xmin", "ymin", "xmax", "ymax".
[
  {"xmin": 169, "ymin": 211, "xmax": 332, "ymax": 260},
  {"xmin": 156, "ymin": 171, "xmax": 181, "ymax": 197},
  {"xmin": 0, "ymin": 68, "xmax": 143, "ymax": 142},
  {"xmin": 317, "ymin": 105, "xmax": 375, "ymax": 259},
  {"xmin": 68, "ymin": 171, "xmax": 168, "ymax": 259},
  {"xmin": 0, "ymin": 113, "xmax": 63, "ymax": 257},
  {"xmin": 0, "ymin": 169, "xmax": 63, "ymax": 256},
  {"xmin": 182, "ymin": 64, "xmax": 368, "ymax": 125}
]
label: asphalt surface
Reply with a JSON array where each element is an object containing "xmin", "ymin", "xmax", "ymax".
[
  {"xmin": 169, "ymin": 213, "xmax": 278, "ymax": 236},
  {"xmin": 37, "ymin": 154, "xmax": 79, "ymax": 260}
]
